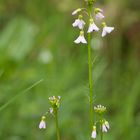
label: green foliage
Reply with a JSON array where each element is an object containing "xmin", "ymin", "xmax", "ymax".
[{"xmin": 0, "ymin": 0, "xmax": 140, "ymax": 140}]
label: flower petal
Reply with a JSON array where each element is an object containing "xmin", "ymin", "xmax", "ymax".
[
  {"xmin": 102, "ymin": 124, "xmax": 108, "ymax": 132},
  {"xmin": 91, "ymin": 130, "xmax": 96, "ymax": 139},
  {"xmin": 81, "ymin": 36, "xmax": 87, "ymax": 44},
  {"xmin": 102, "ymin": 28, "xmax": 107, "ymax": 37},
  {"xmin": 78, "ymin": 20, "xmax": 85, "ymax": 29},
  {"xmin": 88, "ymin": 23, "xmax": 99, "ymax": 33},
  {"xmin": 72, "ymin": 19, "xmax": 80, "ymax": 27},
  {"xmin": 96, "ymin": 12, "xmax": 105, "ymax": 20},
  {"xmin": 39, "ymin": 121, "xmax": 46, "ymax": 129},
  {"xmin": 74, "ymin": 36, "xmax": 81, "ymax": 44},
  {"xmin": 105, "ymin": 27, "xmax": 114, "ymax": 33}
]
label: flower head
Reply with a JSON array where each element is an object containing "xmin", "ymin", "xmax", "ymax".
[
  {"xmin": 49, "ymin": 96, "xmax": 61, "ymax": 109},
  {"xmin": 102, "ymin": 22, "xmax": 114, "ymax": 37},
  {"xmin": 102, "ymin": 120, "xmax": 110, "ymax": 132},
  {"xmin": 85, "ymin": 0, "xmax": 95, "ymax": 5},
  {"xmin": 72, "ymin": 15, "xmax": 85, "ymax": 30},
  {"xmin": 87, "ymin": 18, "xmax": 99, "ymax": 33},
  {"xmin": 74, "ymin": 31, "xmax": 87, "ymax": 44},
  {"xmin": 95, "ymin": 8, "xmax": 105, "ymax": 20},
  {"xmin": 94, "ymin": 104, "xmax": 106, "ymax": 114},
  {"xmin": 91, "ymin": 125, "xmax": 97, "ymax": 139},
  {"xmin": 72, "ymin": 8, "xmax": 82, "ymax": 15},
  {"xmin": 39, "ymin": 116, "xmax": 46, "ymax": 129}
]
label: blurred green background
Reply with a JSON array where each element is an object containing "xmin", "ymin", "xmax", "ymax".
[{"xmin": 0, "ymin": 0, "xmax": 140, "ymax": 140}]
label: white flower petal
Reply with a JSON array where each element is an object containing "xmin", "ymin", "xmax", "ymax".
[
  {"xmin": 96, "ymin": 12, "xmax": 105, "ymax": 20},
  {"xmin": 72, "ymin": 19, "xmax": 85, "ymax": 29},
  {"xmin": 102, "ymin": 26, "xmax": 114, "ymax": 37},
  {"xmin": 72, "ymin": 19, "xmax": 80, "ymax": 27},
  {"xmin": 74, "ymin": 35, "xmax": 87, "ymax": 44},
  {"xmin": 81, "ymin": 36, "xmax": 87, "ymax": 44},
  {"xmin": 102, "ymin": 124, "xmax": 108, "ymax": 132},
  {"xmin": 105, "ymin": 121, "xmax": 110, "ymax": 129},
  {"xmin": 91, "ymin": 130, "xmax": 96, "ymax": 139},
  {"xmin": 78, "ymin": 20, "xmax": 85, "ymax": 29},
  {"xmin": 104, "ymin": 27, "xmax": 114, "ymax": 33},
  {"xmin": 102, "ymin": 28, "xmax": 107, "ymax": 37},
  {"xmin": 74, "ymin": 36, "xmax": 81, "ymax": 44},
  {"xmin": 88, "ymin": 23, "xmax": 99, "ymax": 33},
  {"xmin": 39, "ymin": 121, "xmax": 46, "ymax": 129}
]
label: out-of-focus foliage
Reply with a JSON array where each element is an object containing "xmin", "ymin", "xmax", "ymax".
[{"xmin": 0, "ymin": 0, "xmax": 140, "ymax": 140}]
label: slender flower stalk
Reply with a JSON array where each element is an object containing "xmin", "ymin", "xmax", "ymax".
[
  {"xmin": 87, "ymin": 3, "xmax": 94, "ymax": 131},
  {"xmin": 88, "ymin": 32, "xmax": 94, "ymax": 129},
  {"xmin": 100, "ymin": 123, "xmax": 103, "ymax": 140},
  {"xmin": 54, "ymin": 109, "xmax": 60, "ymax": 140}
]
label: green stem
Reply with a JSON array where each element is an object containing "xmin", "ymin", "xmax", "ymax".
[
  {"xmin": 88, "ymin": 32, "xmax": 93, "ymax": 130},
  {"xmin": 100, "ymin": 125, "xmax": 103, "ymax": 140},
  {"xmin": 55, "ymin": 110, "xmax": 60, "ymax": 140},
  {"xmin": 87, "ymin": 4, "xmax": 94, "ymax": 131}
]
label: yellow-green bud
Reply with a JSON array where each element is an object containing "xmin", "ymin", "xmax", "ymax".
[
  {"xmin": 102, "ymin": 22, "xmax": 106, "ymax": 27},
  {"xmin": 80, "ymin": 31, "xmax": 84, "ymax": 36},
  {"xmin": 78, "ymin": 15, "xmax": 83, "ymax": 19},
  {"xmin": 41, "ymin": 116, "xmax": 46, "ymax": 120},
  {"xmin": 93, "ymin": 125, "xmax": 96, "ymax": 130},
  {"xmin": 89, "ymin": 18, "xmax": 94, "ymax": 24}
]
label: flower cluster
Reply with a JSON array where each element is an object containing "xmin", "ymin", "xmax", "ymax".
[
  {"xmin": 91, "ymin": 105, "xmax": 110, "ymax": 139},
  {"xmin": 49, "ymin": 96, "xmax": 61, "ymax": 109},
  {"xmin": 72, "ymin": 1, "xmax": 114, "ymax": 44},
  {"xmin": 94, "ymin": 104, "xmax": 106, "ymax": 114},
  {"xmin": 39, "ymin": 96, "xmax": 61, "ymax": 129}
]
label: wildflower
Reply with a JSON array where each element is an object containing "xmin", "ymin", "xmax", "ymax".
[
  {"xmin": 102, "ymin": 120, "xmax": 110, "ymax": 132},
  {"xmin": 94, "ymin": 104, "xmax": 106, "ymax": 114},
  {"xmin": 102, "ymin": 22, "xmax": 114, "ymax": 37},
  {"xmin": 74, "ymin": 31, "xmax": 87, "ymax": 44},
  {"xmin": 87, "ymin": 18, "xmax": 99, "ymax": 33},
  {"xmin": 49, "ymin": 96, "xmax": 61, "ymax": 109},
  {"xmin": 72, "ymin": 8, "xmax": 82, "ymax": 15},
  {"xmin": 72, "ymin": 15, "xmax": 85, "ymax": 29},
  {"xmin": 95, "ymin": 8, "xmax": 105, "ymax": 20},
  {"xmin": 91, "ymin": 125, "xmax": 97, "ymax": 139},
  {"xmin": 39, "ymin": 116, "xmax": 46, "ymax": 129}
]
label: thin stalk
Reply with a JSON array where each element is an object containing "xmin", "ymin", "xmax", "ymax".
[
  {"xmin": 87, "ymin": 4, "xmax": 94, "ymax": 131},
  {"xmin": 100, "ymin": 125, "xmax": 103, "ymax": 140},
  {"xmin": 55, "ymin": 110, "xmax": 60, "ymax": 140},
  {"xmin": 88, "ymin": 32, "xmax": 93, "ymax": 129}
]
